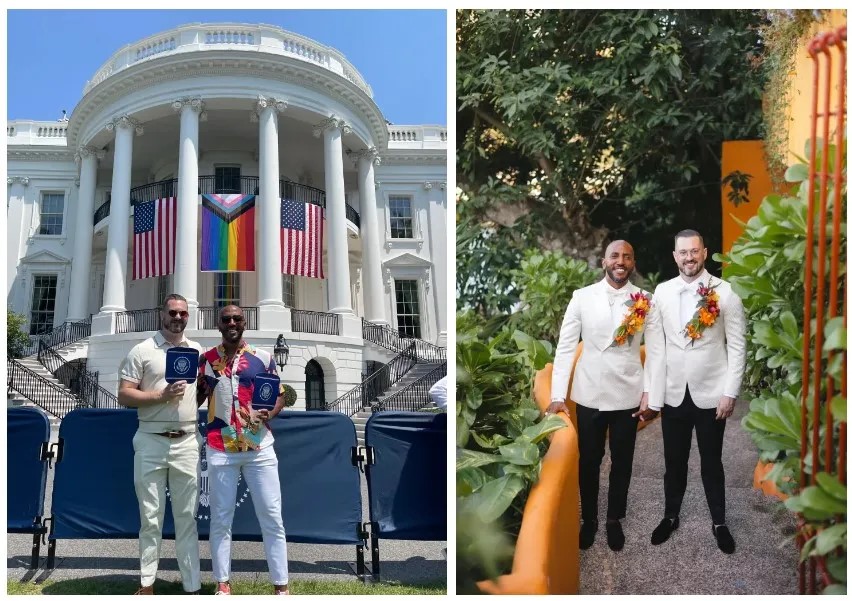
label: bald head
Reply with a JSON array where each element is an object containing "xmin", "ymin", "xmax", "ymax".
[{"xmin": 602, "ymin": 240, "xmax": 636, "ymax": 288}]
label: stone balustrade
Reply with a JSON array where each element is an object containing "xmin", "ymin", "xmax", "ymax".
[
  {"xmin": 387, "ymin": 125, "xmax": 448, "ymax": 148},
  {"xmin": 7, "ymin": 121, "xmax": 69, "ymax": 145},
  {"xmin": 83, "ymin": 23, "xmax": 373, "ymax": 98}
]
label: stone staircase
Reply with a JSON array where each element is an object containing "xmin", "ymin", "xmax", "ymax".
[{"xmin": 8, "ymin": 340, "xmax": 90, "ymax": 421}]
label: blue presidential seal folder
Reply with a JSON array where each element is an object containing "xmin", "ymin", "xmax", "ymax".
[
  {"xmin": 253, "ymin": 373, "xmax": 281, "ymax": 409},
  {"xmin": 165, "ymin": 347, "xmax": 199, "ymax": 383}
]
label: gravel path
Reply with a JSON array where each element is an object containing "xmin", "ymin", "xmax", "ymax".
[{"xmin": 578, "ymin": 399, "xmax": 799, "ymax": 594}]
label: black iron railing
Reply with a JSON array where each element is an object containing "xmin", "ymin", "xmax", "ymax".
[
  {"xmin": 281, "ymin": 180, "xmax": 326, "ymax": 207},
  {"xmin": 115, "ymin": 309, "xmax": 161, "ymax": 334},
  {"xmin": 129, "ymin": 178, "xmax": 178, "ymax": 205},
  {"xmin": 18, "ymin": 319, "xmax": 92, "ymax": 358},
  {"xmin": 361, "ymin": 319, "xmax": 446, "ymax": 363},
  {"xmin": 373, "ymin": 362, "xmax": 447, "ymax": 412},
  {"xmin": 198, "ymin": 175, "xmax": 260, "ymax": 196},
  {"xmin": 37, "ymin": 341, "xmax": 120, "ymax": 409},
  {"xmin": 198, "ymin": 306, "xmax": 258, "ymax": 330},
  {"xmin": 93, "ymin": 201, "xmax": 111, "ymax": 225},
  {"xmin": 291, "ymin": 310, "xmax": 340, "ymax": 336},
  {"xmin": 345, "ymin": 203, "xmax": 361, "ymax": 228},
  {"xmin": 325, "ymin": 343, "xmax": 417, "ymax": 416},
  {"xmin": 7, "ymin": 357, "xmax": 88, "ymax": 419}
]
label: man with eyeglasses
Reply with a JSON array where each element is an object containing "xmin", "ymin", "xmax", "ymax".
[
  {"xmin": 197, "ymin": 305, "xmax": 290, "ymax": 595},
  {"xmin": 118, "ymin": 293, "xmax": 203, "ymax": 594},
  {"xmin": 642, "ymin": 229, "xmax": 746, "ymax": 554}
]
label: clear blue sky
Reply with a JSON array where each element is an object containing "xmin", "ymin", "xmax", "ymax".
[{"xmin": 7, "ymin": 9, "xmax": 447, "ymax": 125}]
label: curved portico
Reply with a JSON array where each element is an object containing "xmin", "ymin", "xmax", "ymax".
[{"xmin": 66, "ymin": 23, "xmax": 391, "ymax": 338}]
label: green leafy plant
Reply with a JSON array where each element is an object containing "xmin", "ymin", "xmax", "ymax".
[
  {"xmin": 510, "ymin": 249, "xmax": 600, "ymax": 346},
  {"xmin": 7, "ymin": 309, "xmax": 30, "ymax": 359},
  {"xmin": 456, "ymin": 322, "xmax": 564, "ymax": 584},
  {"xmin": 719, "ymin": 143, "xmax": 846, "ymax": 593},
  {"xmin": 281, "ymin": 384, "xmax": 297, "ymax": 408}
]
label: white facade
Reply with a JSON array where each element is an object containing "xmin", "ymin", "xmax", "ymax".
[{"xmin": 7, "ymin": 23, "xmax": 447, "ymax": 409}]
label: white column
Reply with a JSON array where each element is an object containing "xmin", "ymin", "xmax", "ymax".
[
  {"xmin": 172, "ymin": 97, "xmax": 204, "ymax": 315},
  {"xmin": 314, "ymin": 116, "xmax": 353, "ymax": 315},
  {"xmin": 100, "ymin": 115, "xmax": 143, "ymax": 314},
  {"xmin": 255, "ymin": 95, "xmax": 289, "ymax": 331},
  {"xmin": 6, "ymin": 176, "xmax": 29, "ymax": 299},
  {"xmin": 354, "ymin": 147, "xmax": 387, "ymax": 325},
  {"xmin": 427, "ymin": 181, "xmax": 448, "ymax": 347},
  {"xmin": 67, "ymin": 147, "xmax": 103, "ymax": 321}
]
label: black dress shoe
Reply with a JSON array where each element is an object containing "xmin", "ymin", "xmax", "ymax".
[
  {"xmin": 579, "ymin": 519, "xmax": 598, "ymax": 549},
  {"xmin": 713, "ymin": 524, "xmax": 736, "ymax": 554},
  {"xmin": 651, "ymin": 516, "xmax": 679, "ymax": 545},
  {"xmin": 606, "ymin": 519, "xmax": 625, "ymax": 551}
]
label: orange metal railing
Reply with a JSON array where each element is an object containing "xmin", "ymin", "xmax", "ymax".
[{"xmin": 799, "ymin": 23, "xmax": 846, "ymax": 595}]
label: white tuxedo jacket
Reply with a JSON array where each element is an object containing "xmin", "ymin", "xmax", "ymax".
[
  {"xmin": 550, "ymin": 279, "xmax": 664, "ymax": 411},
  {"xmin": 652, "ymin": 272, "xmax": 746, "ymax": 409}
]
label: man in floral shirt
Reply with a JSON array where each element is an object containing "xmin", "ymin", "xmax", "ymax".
[{"xmin": 197, "ymin": 304, "xmax": 290, "ymax": 595}]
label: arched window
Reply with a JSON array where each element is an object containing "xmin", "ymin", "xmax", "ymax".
[{"xmin": 305, "ymin": 360, "xmax": 325, "ymax": 411}]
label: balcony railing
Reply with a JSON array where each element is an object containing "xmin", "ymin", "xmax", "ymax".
[
  {"xmin": 197, "ymin": 306, "xmax": 258, "ymax": 330},
  {"xmin": 95, "ymin": 176, "xmax": 360, "ymax": 228},
  {"xmin": 115, "ymin": 309, "xmax": 161, "ymax": 334},
  {"xmin": 291, "ymin": 310, "xmax": 340, "ymax": 336}
]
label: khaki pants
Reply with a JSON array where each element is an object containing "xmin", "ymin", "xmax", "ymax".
[{"xmin": 133, "ymin": 430, "xmax": 201, "ymax": 591}]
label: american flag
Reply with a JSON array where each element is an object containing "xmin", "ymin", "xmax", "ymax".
[
  {"xmin": 281, "ymin": 199, "xmax": 325, "ymax": 279},
  {"xmin": 133, "ymin": 197, "xmax": 177, "ymax": 280}
]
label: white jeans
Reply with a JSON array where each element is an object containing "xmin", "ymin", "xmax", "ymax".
[
  {"xmin": 133, "ymin": 430, "xmax": 201, "ymax": 591},
  {"xmin": 208, "ymin": 444, "xmax": 289, "ymax": 585}
]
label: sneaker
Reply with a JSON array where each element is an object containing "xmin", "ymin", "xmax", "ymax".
[{"xmin": 215, "ymin": 582, "xmax": 231, "ymax": 595}]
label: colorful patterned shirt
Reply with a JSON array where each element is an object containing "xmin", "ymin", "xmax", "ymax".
[{"xmin": 199, "ymin": 341, "xmax": 278, "ymax": 453}]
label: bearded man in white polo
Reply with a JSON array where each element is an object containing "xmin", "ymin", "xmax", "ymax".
[
  {"xmin": 118, "ymin": 293, "xmax": 203, "ymax": 594},
  {"xmin": 547, "ymin": 240, "xmax": 664, "ymax": 551}
]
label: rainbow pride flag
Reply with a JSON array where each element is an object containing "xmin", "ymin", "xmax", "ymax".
[{"xmin": 200, "ymin": 194, "xmax": 256, "ymax": 271}]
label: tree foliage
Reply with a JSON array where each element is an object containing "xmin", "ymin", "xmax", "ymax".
[
  {"xmin": 457, "ymin": 9, "xmax": 768, "ymax": 314},
  {"xmin": 8, "ymin": 309, "xmax": 31, "ymax": 359}
]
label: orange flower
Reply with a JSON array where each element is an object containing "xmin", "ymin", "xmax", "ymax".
[
  {"xmin": 699, "ymin": 309, "xmax": 715, "ymax": 326},
  {"xmin": 611, "ymin": 291, "xmax": 652, "ymax": 347}
]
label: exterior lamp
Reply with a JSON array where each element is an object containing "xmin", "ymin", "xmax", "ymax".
[{"xmin": 274, "ymin": 334, "xmax": 290, "ymax": 370}]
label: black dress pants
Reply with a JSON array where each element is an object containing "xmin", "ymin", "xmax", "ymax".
[
  {"xmin": 662, "ymin": 386, "xmax": 727, "ymax": 524},
  {"xmin": 576, "ymin": 403, "xmax": 639, "ymax": 524}
]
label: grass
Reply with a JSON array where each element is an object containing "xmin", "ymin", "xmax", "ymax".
[{"xmin": 7, "ymin": 578, "xmax": 447, "ymax": 595}]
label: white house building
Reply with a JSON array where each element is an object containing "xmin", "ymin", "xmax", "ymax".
[{"xmin": 7, "ymin": 23, "xmax": 447, "ymax": 413}]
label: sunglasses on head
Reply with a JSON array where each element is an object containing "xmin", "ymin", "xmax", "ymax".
[
  {"xmin": 168, "ymin": 310, "xmax": 189, "ymax": 319},
  {"xmin": 221, "ymin": 315, "xmax": 244, "ymax": 324}
]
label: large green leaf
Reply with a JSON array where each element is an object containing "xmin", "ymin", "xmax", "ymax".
[
  {"xmin": 814, "ymin": 523, "xmax": 847, "ymax": 556},
  {"xmin": 498, "ymin": 439, "xmax": 540, "ymax": 466},
  {"xmin": 457, "ymin": 448, "xmax": 504, "ymax": 471},
  {"xmin": 823, "ymin": 317, "xmax": 846, "ymax": 351},
  {"xmin": 520, "ymin": 414, "xmax": 567, "ymax": 444},
  {"xmin": 467, "ymin": 474, "xmax": 526, "ymax": 523},
  {"xmin": 816, "ymin": 472, "xmax": 847, "ymax": 503}
]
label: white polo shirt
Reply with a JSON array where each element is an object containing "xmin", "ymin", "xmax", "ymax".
[{"xmin": 119, "ymin": 331, "xmax": 203, "ymax": 433}]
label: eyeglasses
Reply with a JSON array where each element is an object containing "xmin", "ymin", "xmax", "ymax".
[
  {"xmin": 168, "ymin": 310, "xmax": 189, "ymax": 319},
  {"xmin": 676, "ymin": 249, "xmax": 703, "ymax": 258},
  {"xmin": 220, "ymin": 315, "xmax": 245, "ymax": 324}
]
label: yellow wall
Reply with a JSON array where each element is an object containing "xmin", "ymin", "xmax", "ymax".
[
  {"xmin": 721, "ymin": 140, "xmax": 779, "ymax": 255},
  {"xmin": 786, "ymin": 10, "xmax": 847, "ymax": 164}
]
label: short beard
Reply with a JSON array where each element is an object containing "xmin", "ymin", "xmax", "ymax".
[
  {"xmin": 679, "ymin": 260, "xmax": 703, "ymax": 277},
  {"xmin": 606, "ymin": 266, "xmax": 631, "ymax": 285},
  {"xmin": 163, "ymin": 319, "xmax": 186, "ymax": 333}
]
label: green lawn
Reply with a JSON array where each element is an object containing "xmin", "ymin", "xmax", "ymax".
[{"xmin": 7, "ymin": 578, "xmax": 446, "ymax": 595}]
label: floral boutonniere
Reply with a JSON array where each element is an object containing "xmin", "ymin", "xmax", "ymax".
[
  {"xmin": 611, "ymin": 291, "xmax": 652, "ymax": 347},
  {"xmin": 683, "ymin": 280, "xmax": 720, "ymax": 345}
]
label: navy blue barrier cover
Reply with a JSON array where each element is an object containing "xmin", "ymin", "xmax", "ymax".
[
  {"xmin": 364, "ymin": 411, "xmax": 447, "ymax": 541},
  {"xmin": 8, "ymin": 407, "xmax": 50, "ymax": 532},
  {"xmin": 50, "ymin": 409, "xmax": 140, "ymax": 539},
  {"xmin": 50, "ymin": 408, "xmax": 362, "ymax": 546}
]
